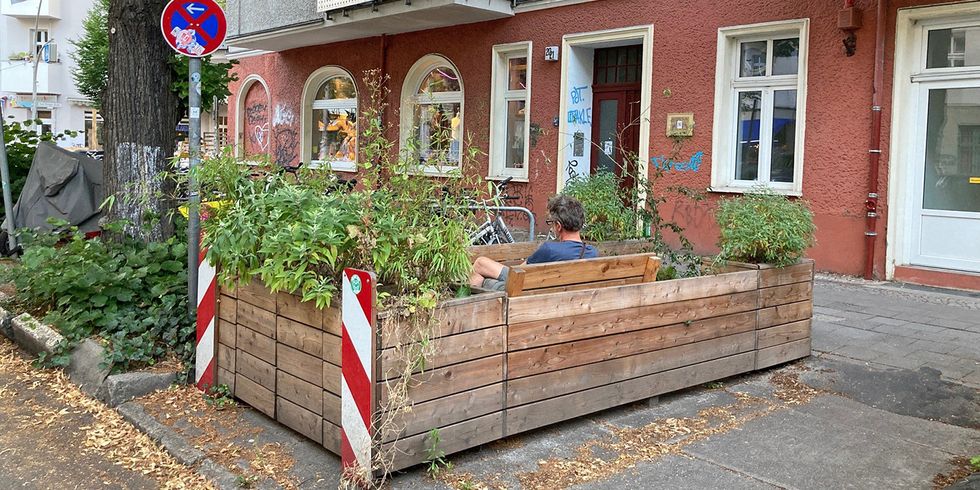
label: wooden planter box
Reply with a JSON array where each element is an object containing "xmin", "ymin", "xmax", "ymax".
[{"xmin": 214, "ymin": 241, "xmax": 813, "ymax": 472}]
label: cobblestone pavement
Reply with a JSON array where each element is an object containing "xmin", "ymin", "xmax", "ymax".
[{"xmin": 812, "ymin": 277, "xmax": 980, "ymax": 388}]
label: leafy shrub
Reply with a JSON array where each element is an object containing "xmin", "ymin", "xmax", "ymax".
[
  {"xmin": 199, "ymin": 72, "xmax": 475, "ymax": 309},
  {"xmin": 562, "ymin": 172, "xmax": 639, "ymax": 242},
  {"xmin": 715, "ymin": 188, "xmax": 816, "ymax": 266},
  {"xmin": 3, "ymin": 221, "xmax": 193, "ymax": 371}
]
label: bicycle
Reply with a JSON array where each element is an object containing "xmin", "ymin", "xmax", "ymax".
[{"xmin": 467, "ymin": 177, "xmax": 520, "ymax": 246}]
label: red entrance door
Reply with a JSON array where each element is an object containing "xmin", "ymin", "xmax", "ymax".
[{"xmin": 590, "ymin": 45, "xmax": 643, "ymax": 190}]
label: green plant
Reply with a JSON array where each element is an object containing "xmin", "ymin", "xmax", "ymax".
[
  {"xmin": 1, "ymin": 119, "xmax": 77, "ymax": 214},
  {"xmin": 204, "ymin": 383, "xmax": 237, "ymax": 410},
  {"xmin": 970, "ymin": 455, "xmax": 980, "ymax": 471},
  {"xmin": 563, "ymin": 172, "xmax": 639, "ymax": 242},
  {"xmin": 423, "ymin": 428, "xmax": 452, "ymax": 477},
  {"xmin": 3, "ymin": 219, "xmax": 194, "ymax": 372},
  {"xmin": 235, "ymin": 474, "xmax": 259, "ymax": 488},
  {"xmin": 715, "ymin": 187, "xmax": 816, "ymax": 267}
]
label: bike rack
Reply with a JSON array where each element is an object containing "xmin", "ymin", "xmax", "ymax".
[{"xmin": 464, "ymin": 204, "xmax": 535, "ymax": 242}]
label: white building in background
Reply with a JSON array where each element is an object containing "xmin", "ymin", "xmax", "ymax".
[{"xmin": 0, "ymin": 0, "xmax": 101, "ymax": 149}]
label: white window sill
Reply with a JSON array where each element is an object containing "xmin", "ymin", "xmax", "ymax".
[
  {"xmin": 708, "ymin": 185, "xmax": 802, "ymax": 197},
  {"xmin": 309, "ymin": 161, "xmax": 358, "ymax": 173},
  {"xmin": 486, "ymin": 174, "xmax": 529, "ymax": 183}
]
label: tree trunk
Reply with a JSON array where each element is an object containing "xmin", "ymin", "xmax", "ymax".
[{"xmin": 103, "ymin": 0, "xmax": 180, "ymax": 242}]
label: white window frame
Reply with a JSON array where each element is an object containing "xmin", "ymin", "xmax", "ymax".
[
  {"xmin": 300, "ymin": 66, "xmax": 358, "ymax": 172},
  {"xmin": 29, "ymin": 28, "xmax": 48, "ymax": 56},
  {"xmin": 488, "ymin": 42, "xmax": 532, "ymax": 181},
  {"xmin": 711, "ymin": 19, "xmax": 809, "ymax": 196},
  {"xmin": 399, "ymin": 54, "xmax": 464, "ymax": 176}
]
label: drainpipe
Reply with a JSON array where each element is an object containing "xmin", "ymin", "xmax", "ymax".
[{"xmin": 864, "ymin": 0, "xmax": 887, "ymax": 280}]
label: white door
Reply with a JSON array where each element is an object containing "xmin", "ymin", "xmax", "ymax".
[{"xmin": 910, "ymin": 79, "xmax": 980, "ymax": 272}]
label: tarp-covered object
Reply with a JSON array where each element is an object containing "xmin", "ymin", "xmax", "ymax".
[{"xmin": 4, "ymin": 141, "xmax": 103, "ymax": 235}]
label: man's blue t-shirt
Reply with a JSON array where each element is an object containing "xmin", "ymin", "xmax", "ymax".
[{"xmin": 526, "ymin": 241, "xmax": 598, "ymax": 264}]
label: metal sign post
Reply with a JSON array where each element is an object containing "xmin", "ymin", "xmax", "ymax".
[
  {"xmin": 160, "ymin": 0, "xmax": 227, "ymax": 317},
  {"xmin": 0, "ymin": 105, "xmax": 17, "ymax": 251}
]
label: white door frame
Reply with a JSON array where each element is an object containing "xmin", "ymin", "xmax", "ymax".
[{"xmin": 886, "ymin": 2, "xmax": 980, "ymax": 279}]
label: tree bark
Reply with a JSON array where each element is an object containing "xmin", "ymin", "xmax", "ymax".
[{"xmin": 104, "ymin": 0, "xmax": 180, "ymax": 242}]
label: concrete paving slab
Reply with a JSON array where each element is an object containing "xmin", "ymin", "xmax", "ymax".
[
  {"xmin": 568, "ymin": 453, "xmax": 779, "ymax": 490},
  {"xmin": 684, "ymin": 396, "xmax": 974, "ymax": 490}
]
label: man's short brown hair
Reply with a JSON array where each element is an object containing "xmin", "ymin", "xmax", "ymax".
[{"xmin": 548, "ymin": 195, "xmax": 586, "ymax": 232}]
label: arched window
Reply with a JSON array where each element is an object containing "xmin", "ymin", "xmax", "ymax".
[
  {"xmin": 302, "ymin": 67, "xmax": 357, "ymax": 171},
  {"xmin": 400, "ymin": 55, "xmax": 464, "ymax": 174}
]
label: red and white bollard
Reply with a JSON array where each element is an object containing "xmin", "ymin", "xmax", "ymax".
[
  {"xmin": 340, "ymin": 268, "xmax": 377, "ymax": 480},
  {"xmin": 195, "ymin": 248, "xmax": 217, "ymax": 389}
]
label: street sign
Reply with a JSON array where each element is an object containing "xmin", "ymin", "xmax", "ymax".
[{"xmin": 160, "ymin": 0, "xmax": 227, "ymax": 58}]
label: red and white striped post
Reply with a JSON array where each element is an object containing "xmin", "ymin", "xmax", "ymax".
[
  {"xmin": 195, "ymin": 248, "xmax": 218, "ymax": 389},
  {"xmin": 340, "ymin": 268, "xmax": 377, "ymax": 481}
]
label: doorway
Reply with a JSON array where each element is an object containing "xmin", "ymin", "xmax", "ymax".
[{"xmin": 590, "ymin": 45, "xmax": 642, "ymax": 191}]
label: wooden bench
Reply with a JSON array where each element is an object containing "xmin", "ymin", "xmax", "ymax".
[{"xmin": 504, "ymin": 252, "xmax": 662, "ymax": 297}]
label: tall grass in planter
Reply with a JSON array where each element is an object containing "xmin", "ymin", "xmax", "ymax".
[{"xmin": 715, "ymin": 188, "xmax": 816, "ymax": 267}]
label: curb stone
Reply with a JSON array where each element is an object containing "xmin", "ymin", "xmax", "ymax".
[
  {"xmin": 10, "ymin": 313, "xmax": 61, "ymax": 355},
  {"xmin": 97, "ymin": 371, "xmax": 178, "ymax": 407},
  {"xmin": 67, "ymin": 338, "xmax": 112, "ymax": 396},
  {"xmin": 117, "ymin": 402, "xmax": 241, "ymax": 489},
  {"xmin": 0, "ymin": 303, "xmax": 13, "ymax": 338}
]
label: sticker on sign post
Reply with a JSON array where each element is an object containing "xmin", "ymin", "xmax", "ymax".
[{"xmin": 160, "ymin": 0, "xmax": 227, "ymax": 58}]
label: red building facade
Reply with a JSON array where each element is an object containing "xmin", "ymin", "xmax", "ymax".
[{"xmin": 224, "ymin": 0, "xmax": 980, "ymax": 289}]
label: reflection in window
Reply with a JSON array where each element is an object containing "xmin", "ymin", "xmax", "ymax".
[
  {"xmin": 927, "ymin": 26, "xmax": 980, "ymax": 69},
  {"xmin": 923, "ymin": 88, "xmax": 980, "ymax": 213},
  {"xmin": 736, "ymin": 91, "xmax": 761, "ymax": 180},
  {"xmin": 411, "ymin": 65, "xmax": 463, "ymax": 167},
  {"xmin": 310, "ymin": 75, "xmax": 357, "ymax": 168},
  {"xmin": 490, "ymin": 47, "xmax": 530, "ymax": 177}
]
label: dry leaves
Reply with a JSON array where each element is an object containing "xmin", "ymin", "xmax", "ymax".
[{"xmin": 0, "ymin": 338, "xmax": 211, "ymax": 489}]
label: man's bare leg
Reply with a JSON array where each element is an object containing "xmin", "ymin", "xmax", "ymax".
[{"xmin": 469, "ymin": 256, "xmax": 505, "ymax": 287}]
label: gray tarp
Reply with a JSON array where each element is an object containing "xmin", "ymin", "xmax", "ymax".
[{"xmin": 4, "ymin": 142, "xmax": 103, "ymax": 234}]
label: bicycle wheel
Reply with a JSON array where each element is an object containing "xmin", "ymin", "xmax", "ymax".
[
  {"xmin": 469, "ymin": 220, "xmax": 495, "ymax": 246},
  {"xmin": 494, "ymin": 216, "xmax": 515, "ymax": 243}
]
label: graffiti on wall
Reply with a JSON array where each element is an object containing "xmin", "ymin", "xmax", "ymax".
[
  {"xmin": 244, "ymin": 101, "xmax": 269, "ymax": 155},
  {"xmin": 564, "ymin": 84, "xmax": 592, "ymax": 182},
  {"xmin": 272, "ymin": 104, "xmax": 296, "ymax": 127},
  {"xmin": 274, "ymin": 127, "xmax": 299, "ymax": 167},
  {"xmin": 651, "ymin": 151, "xmax": 704, "ymax": 173}
]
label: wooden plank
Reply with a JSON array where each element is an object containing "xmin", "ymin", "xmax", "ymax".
[
  {"xmin": 277, "ymin": 370, "xmax": 322, "ymax": 416},
  {"xmin": 278, "ymin": 344, "xmax": 322, "ymax": 388},
  {"xmin": 757, "ymin": 319, "xmax": 811, "ymax": 350},
  {"xmin": 217, "ymin": 343, "xmax": 235, "ymax": 372},
  {"xmin": 323, "ymin": 361, "xmax": 341, "ymax": 396},
  {"xmin": 218, "ymin": 295, "xmax": 237, "ymax": 323},
  {"xmin": 506, "ymin": 352, "xmax": 756, "ymax": 436},
  {"xmin": 384, "ymin": 383, "xmax": 504, "ymax": 443},
  {"xmin": 516, "ymin": 253, "xmax": 658, "ymax": 292},
  {"xmin": 217, "ymin": 367, "xmax": 235, "ymax": 392},
  {"xmin": 756, "ymin": 338, "xmax": 811, "ymax": 370},
  {"xmin": 323, "ymin": 390, "xmax": 340, "ymax": 426},
  {"xmin": 468, "ymin": 241, "xmax": 540, "ymax": 263},
  {"xmin": 237, "ymin": 301, "xmax": 276, "ymax": 339},
  {"xmin": 642, "ymin": 256, "xmax": 662, "ymax": 282},
  {"xmin": 323, "ymin": 332, "xmax": 341, "ymax": 367},
  {"xmin": 381, "ymin": 295, "xmax": 505, "ymax": 348},
  {"xmin": 277, "ymin": 316, "xmax": 323, "ymax": 358},
  {"xmin": 529, "ymin": 277, "xmax": 640, "ymax": 296},
  {"xmin": 759, "ymin": 261, "xmax": 814, "ymax": 288},
  {"xmin": 277, "ymin": 397, "xmax": 322, "ymax": 444},
  {"xmin": 323, "ymin": 420, "xmax": 341, "ymax": 455},
  {"xmin": 505, "ymin": 268, "xmax": 526, "ymax": 297},
  {"xmin": 507, "ymin": 270, "xmax": 759, "ymax": 324},
  {"xmin": 277, "ymin": 292, "xmax": 324, "ymax": 330},
  {"xmin": 235, "ymin": 374, "xmax": 275, "ymax": 418},
  {"xmin": 507, "ymin": 311, "xmax": 757, "ymax": 378},
  {"xmin": 758, "ymin": 300, "xmax": 813, "ymax": 329},
  {"xmin": 220, "ymin": 283, "xmax": 237, "ymax": 298},
  {"xmin": 237, "ymin": 350, "xmax": 275, "ymax": 390},
  {"xmin": 323, "ymin": 307, "xmax": 341, "ymax": 337},
  {"xmin": 380, "ymin": 355, "xmax": 503, "ymax": 405},
  {"xmin": 507, "ymin": 331, "xmax": 756, "ymax": 406},
  {"xmin": 508, "ymin": 290, "xmax": 760, "ymax": 350},
  {"xmin": 217, "ymin": 319, "xmax": 236, "ymax": 349},
  {"xmin": 380, "ymin": 326, "xmax": 504, "ymax": 379},
  {"xmin": 386, "ymin": 412, "xmax": 505, "ymax": 472},
  {"xmin": 237, "ymin": 280, "xmax": 277, "ymax": 312},
  {"xmin": 760, "ymin": 281, "xmax": 813, "ymax": 308},
  {"xmin": 236, "ymin": 326, "xmax": 275, "ymax": 364}
]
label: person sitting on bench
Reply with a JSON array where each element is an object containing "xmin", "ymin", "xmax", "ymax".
[{"xmin": 470, "ymin": 195, "xmax": 599, "ymax": 291}]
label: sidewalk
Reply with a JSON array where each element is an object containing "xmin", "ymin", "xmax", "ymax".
[{"xmin": 811, "ymin": 277, "xmax": 980, "ymax": 387}]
